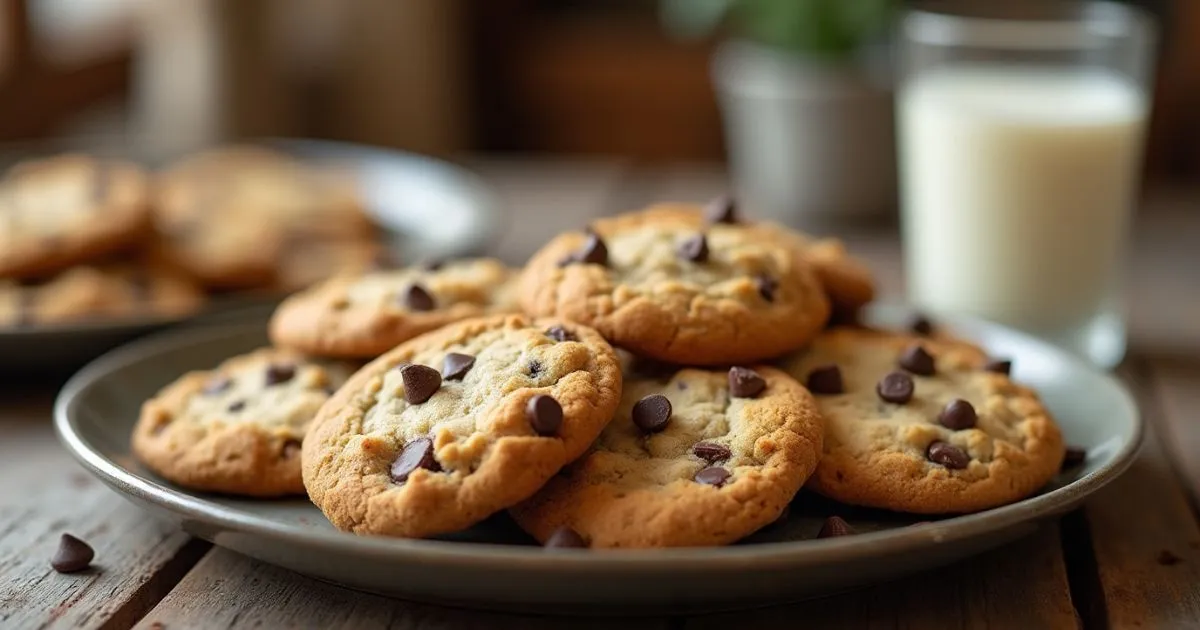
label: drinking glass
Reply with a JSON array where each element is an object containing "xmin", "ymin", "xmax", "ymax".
[{"xmin": 897, "ymin": 1, "xmax": 1156, "ymax": 367}]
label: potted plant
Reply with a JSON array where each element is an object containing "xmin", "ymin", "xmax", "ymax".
[{"xmin": 661, "ymin": 0, "xmax": 898, "ymax": 225}]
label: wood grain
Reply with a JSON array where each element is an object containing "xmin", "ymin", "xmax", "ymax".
[
  {"xmin": 685, "ymin": 523, "xmax": 1077, "ymax": 630},
  {"xmin": 1147, "ymin": 357, "xmax": 1200, "ymax": 505},
  {"xmin": 135, "ymin": 548, "xmax": 671, "ymax": 630},
  {"xmin": 0, "ymin": 391, "xmax": 209, "ymax": 629},
  {"xmin": 1079, "ymin": 364, "xmax": 1200, "ymax": 627}
]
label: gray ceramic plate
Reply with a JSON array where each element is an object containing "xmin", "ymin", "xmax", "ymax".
[
  {"xmin": 54, "ymin": 306, "xmax": 1141, "ymax": 614},
  {"xmin": 0, "ymin": 138, "xmax": 501, "ymax": 372}
]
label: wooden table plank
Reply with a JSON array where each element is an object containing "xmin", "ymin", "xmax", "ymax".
[
  {"xmin": 1077, "ymin": 363, "xmax": 1200, "ymax": 627},
  {"xmin": 1144, "ymin": 357, "xmax": 1200, "ymax": 506},
  {"xmin": 0, "ymin": 390, "xmax": 210, "ymax": 630},
  {"xmin": 134, "ymin": 549, "xmax": 672, "ymax": 630},
  {"xmin": 685, "ymin": 523, "xmax": 1077, "ymax": 630}
]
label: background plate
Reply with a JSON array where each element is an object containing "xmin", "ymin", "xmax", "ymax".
[
  {"xmin": 54, "ymin": 306, "xmax": 1142, "ymax": 614},
  {"xmin": 0, "ymin": 138, "xmax": 502, "ymax": 372}
]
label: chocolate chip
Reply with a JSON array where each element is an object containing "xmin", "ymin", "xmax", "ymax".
[
  {"xmin": 418, "ymin": 258, "xmax": 444, "ymax": 272},
  {"xmin": 677, "ymin": 233, "xmax": 709, "ymax": 262},
  {"xmin": 51, "ymin": 534, "xmax": 94, "ymax": 573},
  {"xmin": 817, "ymin": 516, "xmax": 857, "ymax": 539},
  {"xmin": 390, "ymin": 437, "xmax": 440, "ymax": 483},
  {"xmin": 728, "ymin": 366, "xmax": 766, "ymax": 398},
  {"xmin": 400, "ymin": 364, "xmax": 442, "ymax": 404},
  {"xmin": 402, "ymin": 283, "xmax": 436, "ymax": 311},
  {"xmin": 694, "ymin": 466, "xmax": 731, "ymax": 487},
  {"xmin": 806, "ymin": 364, "xmax": 844, "ymax": 395},
  {"xmin": 692, "ymin": 441, "xmax": 731, "ymax": 463},
  {"xmin": 876, "ymin": 371, "xmax": 914, "ymax": 404},
  {"xmin": 528, "ymin": 359, "xmax": 543, "ymax": 377},
  {"xmin": 281, "ymin": 439, "xmax": 301, "ymax": 458},
  {"xmin": 370, "ymin": 250, "xmax": 401, "ymax": 270},
  {"xmin": 526, "ymin": 395, "xmax": 563, "ymax": 436},
  {"xmin": 632, "ymin": 394, "xmax": 672, "ymax": 433},
  {"xmin": 898, "ymin": 344, "xmax": 935, "ymax": 376},
  {"xmin": 545, "ymin": 325, "xmax": 576, "ymax": 342},
  {"xmin": 264, "ymin": 364, "xmax": 296, "ymax": 386},
  {"xmin": 441, "ymin": 353, "xmax": 475, "ymax": 381},
  {"xmin": 984, "ymin": 359, "xmax": 1012, "ymax": 376},
  {"xmin": 927, "ymin": 441, "xmax": 970, "ymax": 469},
  {"xmin": 755, "ymin": 275, "xmax": 778, "ymax": 302},
  {"xmin": 938, "ymin": 399, "xmax": 977, "ymax": 430},
  {"xmin": 704, "ymin": 195, "xmax": 737, "ymax": 224},
  {"xmin": 1157, "ymin": 549, "xmax": 1183, "ymax": 566},
  {"xmin": 574, "ymin": 232, "xmax": 608, "ymax": 266},
  {"xmin": 1062, "ymin": 446, "xmax": 1087, "ymax": 470},
  {"xmin": 544, "ymin": 526, "xmax": 588, "ymax": 549},
  {"xmin": 227, "ymin": 400, "xmax": 246, "ymax": 413},
  {"xmin": 202, "ymin": 376, "xmax": 232, "ymax": 395},
  {"xmin": 910, "ymin": 315, "xmax": 934, "ymax": 336}
]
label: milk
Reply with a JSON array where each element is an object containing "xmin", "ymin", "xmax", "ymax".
[{"xmin": 899, "ymin": 66, "xmax": 1146, "ymax": 360}]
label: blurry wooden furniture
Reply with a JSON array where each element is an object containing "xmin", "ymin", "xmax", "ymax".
[
  {"xmin": 203, "ymin": 0, "xmax": 469, "ymax": 157},
  {"xmin": 469, "ymin": 0, "xmax": 1200, "ymax": 178},
  {"xmin": 469, "ymin": 1, "xmax": 723, "ymax": 161},
  {"xmin": 0, "ymin": 0, "xmax": 132, "ymax": 140},
  {"xmin": 3, "ymin": 161, "xmax": 1200, "ymax": 629},
  {"xmin": 1145, "ymin": 0, "xmax": 1200, "ymax": 180}
]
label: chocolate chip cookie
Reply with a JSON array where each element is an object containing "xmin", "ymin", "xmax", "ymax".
[
  {"xmin": 706, "ymin": 196, "xmax": 876, "ymax": 317},
  {"xmin": 302, "ymin": 314, "xmax": 622, "ymax": 538},
  {"xmin": 519, "ymin": 203, "xmax": 830, "ymax": 365},
  {"xmin": 779, "ymin": 327, "xmax": 1065, "ymax": 514},
  {"xmin": 0, "ymin": 261, "xmax": 205, "ymax": 328},
  {"xmin": 153, "ymin": 145, "xmax": 374, "ymax": 290},
  {"xmin": 269, "ymin": 258, "xmax": 519, "ymax": 358},
  {"xmin": 0, "ymin": 154, "xmax": 152, "ymax": 278},
  {"xmin": 510, "ymin": 364, "xmax": 823, "ymax": 548},
  {"xmin": 773, "ymin": 229, "xmax": 876, "ymax": 319},
  {"xmin": 133, "ymin": 348, "xmax": 355, "ymax": 496}
]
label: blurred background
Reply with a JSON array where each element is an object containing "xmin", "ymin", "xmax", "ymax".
[
  {"xmin": 5, "ymin": 0, "xmax": 1195, "ymax": 183},
  {"xmin": 2, "ymin": 0, "xmax": 1197, "ymax": 361}
]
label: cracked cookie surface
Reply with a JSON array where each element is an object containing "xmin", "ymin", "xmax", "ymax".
[
  {"xmin": 779, "ymin": 327, "xmax": 1065, "ymax": 514},
  {"xmin": 510, "ymin": 364, "xmax": 823, "ymax": 548},
  {"xmin": 518, "ymin": 204, "xmax": 830, "ymax": 365},
  {"xmin": 767, "ymin": 226, "xmax": 876, "ymax": 318},
  {"xmin": 132, "ymin": 347, "xmax": 355, "ymax": 496},
  {"xmin": 269, "ymin": 258, "xmax": 519, "ymax": 358},
  {"xmin": 302, "ymin": 314, "xmax": 622, "ymax": 538},
  {"xmin": 0, "ymin": 154, "xmax": 151, "ymax": 278}
]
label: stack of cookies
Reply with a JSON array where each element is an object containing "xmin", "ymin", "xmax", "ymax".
[
  {"xmin": 1, "ymin": 147, "xmax": 378, "ymax": 330},
  {"xmin": 131, "ymin": 198, "xmax": 1068, "ymax": 549}
]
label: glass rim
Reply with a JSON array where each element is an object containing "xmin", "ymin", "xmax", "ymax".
[{"xmin": 903, "ymin": 1, "xmax": 1154, "ymax": 49}]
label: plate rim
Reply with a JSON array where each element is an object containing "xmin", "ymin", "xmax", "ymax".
[
  {"xmin": 261, "ymin": 136, "xmax": 506, "ymax": 260},
  {"xmin": 53, "ymin": 308, "xmax": 1144, "ymax": 572}
]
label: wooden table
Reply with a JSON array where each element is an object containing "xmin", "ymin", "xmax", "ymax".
[{"xmin": 3, "ymin": 162, "xmax": 1199, "ymax": 629}]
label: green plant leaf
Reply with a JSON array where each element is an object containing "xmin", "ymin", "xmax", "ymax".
[
  {"xmin": 662, "ymin": 0, "xmax": 896, "ymax": 55},
  {"xmin": 659, "ymin": 0, "xmax": 735, "ymax": 40}
]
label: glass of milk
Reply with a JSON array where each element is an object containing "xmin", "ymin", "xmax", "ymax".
[{"xmin": 898, "ymin": 2, "xmax": 1156, "ymax": 368}]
